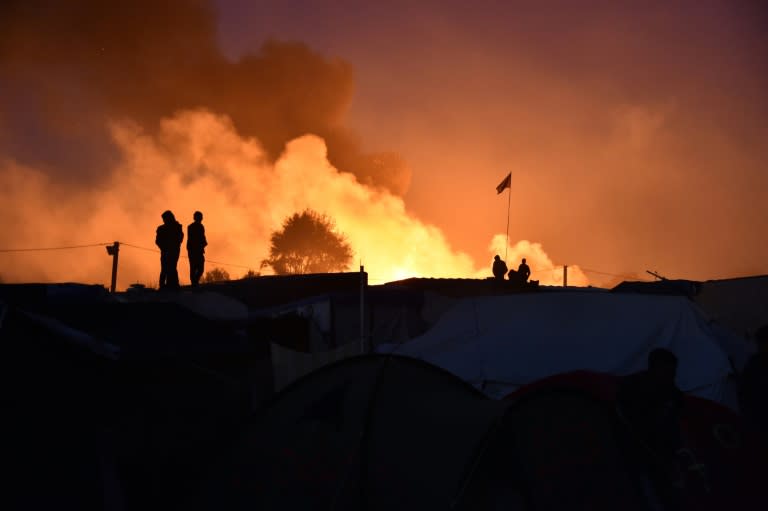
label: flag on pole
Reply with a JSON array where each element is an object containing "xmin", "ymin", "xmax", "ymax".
[{"xmin": 496, "ymin": 172, "xmax": 511, "ymax": 194}]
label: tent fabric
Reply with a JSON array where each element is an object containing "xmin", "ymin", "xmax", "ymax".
[
  {"xmin": 202, "ymin": 357, "xmax": 767, "ymax": 511},
  {"xmin": 502, "ymin": 371, "xmax": 768, "ymax": 510},
  {"xmin": 376, "ymin": 293, "xmax": 734, "ymax": 404},
  {"xmin": 270, "ymin": 341, "xmax": 363, "ymax": 391},
  {"xmin": 20, "ymin": 301, "xmax": 251, "ymax": 358},
  {"xmin": 203, "ymin": 354, "xmax": 509, "ymax": 510}
]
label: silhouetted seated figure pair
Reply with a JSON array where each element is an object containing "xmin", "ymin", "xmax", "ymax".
[
  {"xmin": 506, "ymin": 258, "xmax": 531, "ymax": 284},
  {"xmin": 616, "ymin": 348, "xmax": 684, "ymax": 509},
  {"xmin": 492, "ymin": 256, "xmax": 531, "ymax": 284}
]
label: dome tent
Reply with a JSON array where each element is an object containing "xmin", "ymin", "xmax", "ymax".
[
  {"xmin": 203, "ymin": 354, "xmax": 508, "ymax": 510},
  {"xmin": 201, "ymin": 355, "xmax": 658, "ymax": 511}
]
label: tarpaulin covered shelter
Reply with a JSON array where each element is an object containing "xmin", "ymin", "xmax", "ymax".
[{"xmin": 376, "ymin": 292, "xmax": 737, "ymax": 406}]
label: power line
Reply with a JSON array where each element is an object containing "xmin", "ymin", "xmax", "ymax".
[
  {"xmin": 0, "ymin": 241, "xmax": 650, "ymax": 282},
  {"xmin": 0, "ymin": 239, "xmax": 258, "ymax": 271},
  {"xmin": 0, "ymin": 242, "xmax": 111, "ymax": 253},
  {"xmin": 121, "ymin": 242, "xmax": 255, "ymax": 270},
  {"xmin": 580, "ymin": 267, "xmax": 648, "ymax": 280}
]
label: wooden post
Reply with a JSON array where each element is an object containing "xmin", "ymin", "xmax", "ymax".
[
  {"xmin": 563, "ymin": 265, "xmax": 568, "ymax": 288},
  {"xmin": 106, "ymin": 241, "xmax": 119, "ymax": 293}
]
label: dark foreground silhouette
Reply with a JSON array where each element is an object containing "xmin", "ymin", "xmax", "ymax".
[
  {"xmin": 187, "ymin": 211, "xmax": 208, "ymax": 287},
  {"xmin": 738, "ymin": 324, "xmax": 768, "ymax": 432},
  {"xmin": 492, "ymin": 255, "xmax": 508, "ymax": 281},
  {"xmin": 507, "ymin": 258, "xmax": 531, "ymax": 284},
  {"xmin": 155, "ymin": 210, "xmax": 184, "ymax": 290},
  {"xmin": 617, "ymin": 348, "xmax": 685, "ymax": 509}
]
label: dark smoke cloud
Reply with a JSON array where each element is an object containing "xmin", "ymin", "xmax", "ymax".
[{"xmin": 0, "ymin": 0, "xmax": 411, "ymax": 194}]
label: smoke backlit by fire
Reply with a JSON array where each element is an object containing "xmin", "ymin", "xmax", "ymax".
[{"xmin": 0, "ymin": 110, "xmax": 582, "ymax": 288}]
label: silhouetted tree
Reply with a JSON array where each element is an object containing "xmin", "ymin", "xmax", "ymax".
[
  {"xmin": 242, "ymin": 269, "xmax": 260, "ymax": 279},
  {"xmin": 261, "ymin": 209, "xmax": 353, "ymax": 274},
  {"xmin": 202, "ymin": 267, "xmax": 230, "ymax": 283}
]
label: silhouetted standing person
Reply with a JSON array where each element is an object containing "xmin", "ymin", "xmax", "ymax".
[
  {"xmin": 518, "ymin": 258, "xmax": 531, "ymax": 282},
  {"xmin": 617, "ymin": 348, "xmax": 684, "ymax": 509},
  {"xmin": 492, "ymin": 255, "xmax": 508, "ymax": 281},
  {"xmin": 155, "ymin": 210, "xmax": 184, "ymax": 290},
  {"xmin": 187, "ymin": 211, "xmax": 208, "ymax": 287},
  {"xmin": 739, "ymin": 324, "xmax": 768, "ymax": 434}
]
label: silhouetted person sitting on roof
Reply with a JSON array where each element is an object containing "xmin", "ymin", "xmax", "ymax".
[
  {"xmin": 739, "ymin": 324, "xmax": 768, "ymax": 434},
  {"xmin": 156, "ymin": 210, "xmax": 184, "ymax": 290},
  {"xmin": 617, "ymin": 348, "xmax": 684, "ymax": 507},
  {"xmin": 187, "ymin": 211, "xmax": 208, "ymax": 287},
  {"xmin": 518, "ymin": 258, "xmax": 531, "ymax": 282},
  {"xmin": 492, "ymin": 255, "xmax": 508, "ymax": 281}
]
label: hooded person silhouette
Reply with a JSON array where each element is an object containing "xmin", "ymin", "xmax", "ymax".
[
  {"xmin": 155, "ymin": 210, "xmax": 184, "ymax": 290},
  {"xmin": 492, "ymin": 255, "xmax": 508, "ymax": 281}
]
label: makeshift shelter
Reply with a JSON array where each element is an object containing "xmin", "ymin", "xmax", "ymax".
[
  {"xmin": 1, "ymin": 294, "xmax": 259, "ymax": 511},
  {"xmin": 376, "ymin": 292, "xmax": 736, "ymax": 407},
  {"xmin": 694, "ymin": 275, "xmax": 768, "ymax": 337},
  {"xmin": 201, "ymin": 356, "xmax": 766, "ymax": 510},
  {"xmin": 502, "ymin": 371, "xmax": 767, "ymax": 510}
]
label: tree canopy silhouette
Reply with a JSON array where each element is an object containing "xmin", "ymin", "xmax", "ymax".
[
  {"xmin": 202, "ymin": 267, "xmax": 230, "ymax": 283},
  {"xmin": 262, "ymin": 209, "xmax": 353, "ymax": 275}
]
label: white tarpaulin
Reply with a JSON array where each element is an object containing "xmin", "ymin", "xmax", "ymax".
[{"xmin": 377, "ymin": 292, "xmax": 735, "ymax": 404}]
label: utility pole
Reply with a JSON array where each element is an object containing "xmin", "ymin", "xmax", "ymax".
[
  {"xmin": 563, "ymin": 265, "xmax": 568, "ymax": 287},
  {"xmin": 360, "ymin": 264, "xmax": 366, "ymax": 355},
  {"xmin": 106, "ymin": 241, "xmax": 119, "ymax": 293}
]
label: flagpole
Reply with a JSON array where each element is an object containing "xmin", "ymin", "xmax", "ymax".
[{"xmin": 505, "ymin": 182, "xmax": 511, "ymax": 262}]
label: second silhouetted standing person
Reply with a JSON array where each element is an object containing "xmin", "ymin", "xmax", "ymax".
[
  {"xmin": 518, "ymin": 258, "xmax": 531, "ymax": 282},
  {"xmin": 156, "ymin": 210, "xmax": 184, "ymax": 290},
  {"xmin": 187, "ymin": 211, "xmax": 208, "ymax": 287}
]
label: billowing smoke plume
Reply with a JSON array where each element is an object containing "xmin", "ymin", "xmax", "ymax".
[
  {"xmin": 0, "ymin": 112, "xmax": 448, "ymax": 285},
  {"xmin": 0, "ymin": 110, "xmax": 576, "ymax": 288},
  {"xmin": 0, "ymin": 0, "xmax": 410, "ymax": 194},
  {"xmin": 0, "ymin": 0, "xmax": 580, "ymax": 288},
  {"xmin": 486, "ymin": 236, "xmax": 589, "ymax": 287}
]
